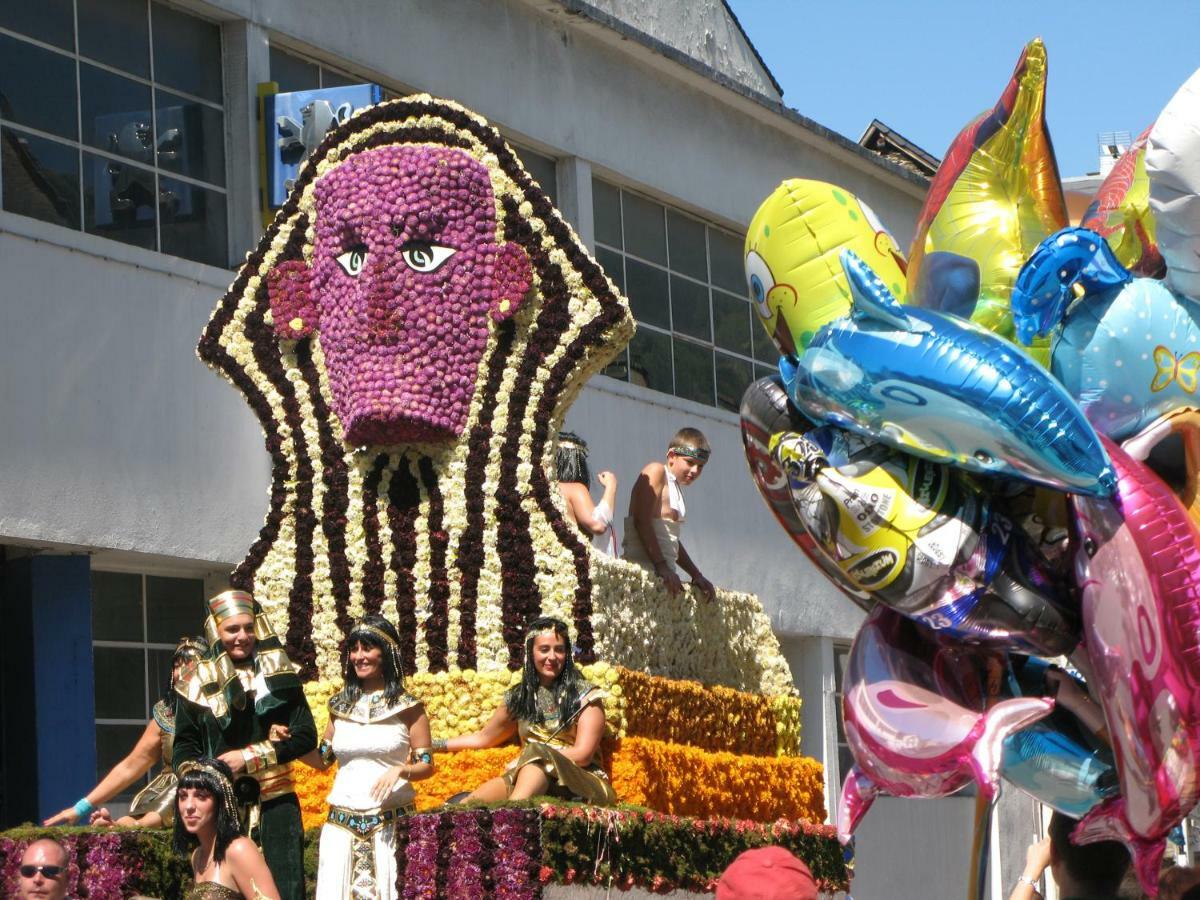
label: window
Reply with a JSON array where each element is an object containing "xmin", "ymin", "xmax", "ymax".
[
  {"xmin": 833, "ymin": 642, "xmax": 854, "ymax": 785},
  {"xmin": 0, "ymin": 0, "xmax": 228, "ymax": 266},
  {"xmin": 91, "ymin": 570, "xmax": 204, "ymax": 802},
  {"xmin": 593, "ymin": 178, "xmax": 776, "ymax": 411}
]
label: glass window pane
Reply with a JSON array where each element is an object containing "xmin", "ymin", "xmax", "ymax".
[
  {"xmin": 624, "ymin": 258, "xmax": 669, "ymax": 330},
  {"xmin": 151, "ymin": 3, "xmax": 222, "ymax": 103},
  {"xmin": 673, "ymin": 339, "xmax": 714, "ymax": 406},
  {"xmin": 1, "ymin": 129, "xmax": 80, "ymax": 229},
  {"xmin": 268, "ymin": 47, "xmax": 319, "ymax": 93},
  {"xmin": 80, "ymin": 64, "xmax": 153, "ymax": 160},
  {"xmin": 92, "ymin": 571, "xmax": 143, "ymax": 642},
  {"xmin": 753, "ymin": 320, "xmax": 781, "ymax": 366},
  {"xmin": 709, "ymin": 228, "xmax": 746, "ymax": 295},
  {"xmin": 514, "ymin": 146, "xmax": 557, "ymax": 205},
  {"xmin": 713, "ymin": 290, "xmax": 752, "ymax": 356},
  {"xmin": 670, "ymin": 276, "xmax": 710, "ymax": 342},
  {"xmin": 147, "ymin": 647, "xmax": 176, "ymax": 708},
  {"xmin": 78, "ymin": 0, "xmax": 150, "ymax": 78},
  {"xmin": 667, "ymin": 210, "xmax": 706, "ymax": 281},
  {"xmin": 156, "ymin": 89, "xmax": 225, "ymax": 186},
  {"xmin": 96, "ymin": 724, "xmax": 149, "ymax": 800},
  {"xmin": 595, "ymin": 246, "xmax": 624, "ymax": 293},
  {"xmin": 0, "ymin": 0, "xmax": 74, "ymax": 50},
  {"xmin": 83, "ymin": 151, "xmax": 157, "ymax": 251},
  {"xmin": 94, "ymin": 646, "xmax": 146, "ymax": 719},
  {"xmin": 146, "ymin": 576, "xmax": 204, "ymax": 644},
  {"xmin": 602, "ymin": 347, "xmax": 628, "ymax": 382},
  {"xmin": 0, "ymin": 35, "xmax": 79, "ymax": 140},
  {"xmin": 716, "ymin": 353, "xmax": 753, "ymax": 413},
  {"xmin": 628, "ymin": 328, "xmax": 672, "ymax": 394},
  {"xmin": 159, "ymin": 176, "xmax": 227, "ymax": 267},
  {"xmin": 320, "ymin": 68, "xmax": 356, "ymax": 89},
  {"xmin": 754, "ymin": 362, "xmax": 777, "ymax": 385},
  {"xmin": 622, "ymin": 192, "xmax": 666, "ymax": 265},
  {"xmin": 592, "ymin": 178, "xmax": 621, "ymax": 249}
]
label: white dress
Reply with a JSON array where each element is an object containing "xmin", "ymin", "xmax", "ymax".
[{"xmin": 315, "ymin": 691, "xmax": 419, "ymax": 900}]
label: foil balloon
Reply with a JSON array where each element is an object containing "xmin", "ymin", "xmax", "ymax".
[
  {"xmin": 1148, "ymin": 67, "xmax": 1200, "ymax": 300},
  {"xmin": 1000, "ymin": 659, "xmax": 1118, "ymax": 819},
  {"xmin": 837, "ymin": 606, "xmax": 1054, "ymax": 842},
  {"xmin": 1081, "ymin": 126, "xmax": 1165, "ymax": 278},
  {"xmin": 906, "ymin": 38, "xmax": 1067, "ymax": 365},
  {"xmin": 739, "ymin": 376, "xmax": 874, "ymax": 611},
  {"xmin": 1012, "ymin": 226, "xmax": 1200, "ymax": 442},
  {"xmin": 1069, "ymin": 436, "xmax": 1200, "ymax": 895},
  {"xmin": 743, "ymin": 178, "xmax": 907, "ymax": 357},
  {"xmin": 781, "ymin": 248, "xmax": 1116, "ymax": 495},
  {"xmin": 770, "ymin": 426, "xmax": 1078, "ymax": 656},
  {"xmin": 1122, "ymin": 406, "xmax": 1200, "ymax": 528}
]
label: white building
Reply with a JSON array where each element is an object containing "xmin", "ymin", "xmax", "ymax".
[{"xmin": 0, "ymin": 2, "xmax": 1021, "ymax": 896}]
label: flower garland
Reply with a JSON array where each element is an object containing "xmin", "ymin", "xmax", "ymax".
[{"xmin": 199, "ymin": 94, "xmax": 634, "ymax": 677}]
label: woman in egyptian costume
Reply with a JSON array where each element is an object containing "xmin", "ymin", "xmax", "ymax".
[
  {"xmin": 173, "ymin": 590, "xmax": 316, "ymax": 900},
  {"xmin": 44, "ymin": 635, "xmax": 208, "ymax": 828},
  {"xmin": 298, "ymin": 615, "xmax": 434, "ymax": 900},
  {"xmin": 439, "ymin": 616, "xmax": 616, "ymax": 805}
]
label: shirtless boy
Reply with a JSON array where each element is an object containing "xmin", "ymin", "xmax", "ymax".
[{"xmin": 622, "ymin": 428, "xmax": 715, "ymax": 599}]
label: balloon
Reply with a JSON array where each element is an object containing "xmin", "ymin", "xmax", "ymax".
[
  {"xmin": 906, "ymin": 38, "xmax": 1066, "ymax": 365},
  {"xmin": 743, "ymin": 178, "xmax": 907, "ymax": 358},
  {"xmin": 1148, "ymin": 67, "xmax": 1200, "ymax": 300},
  {"xmin": 1013, "ymin": 226, "xmax": 1200, "ymax": 442},
  {"xmin": 1081, "ymin": 126, "xmax": 1164, "ymax": 278},
  {"xmin": 1069, "ymin": 435, "xmax": 1200, "ymax": 895},
  {"xmin": 739, "ymin": 375, "xmax": 875, "ymax": 612},
  {"xmin": 1000, "ymin": 658, "xmax": 1118, "ymax": 819},
  {"xmin": 1122, "ymin": 406, "xmax": 1200, "ymax": 529},
  {"xmin": 780, "ymin": 248, "xmax": 1116, "ymax": 496},
  {"xmin": 770, "ymin": 426, "xmax": 1079, "ymax": 655},
  {"xmin": 837, "ymin": 607, "xmax": 1054, "ymax": 843}
]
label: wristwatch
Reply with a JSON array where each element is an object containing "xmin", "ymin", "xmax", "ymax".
[{"xmin": 1015, "ymin": 873, "xmax": 1041, "ymax": 895}]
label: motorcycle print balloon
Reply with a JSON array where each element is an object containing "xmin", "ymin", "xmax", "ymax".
[
  {"xmin": 837, "ymin": 606, "xmax": 1054, "ymax": 843},
  {"xmin": 781, "ymin": 248, "xmax": 1116, "ymax": 496},
  {"xmin": 770, "ymin": 426, "xmax": 1078, "ymax": 655},
  {"xmin": 1069, "ymin": 436, "xmax": 1200, "ymax": 895}
]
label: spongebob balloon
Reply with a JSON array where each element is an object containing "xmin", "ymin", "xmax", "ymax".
[{"xmin": 743, "ymin": 179, "xmax": 907, "ymax": 358}]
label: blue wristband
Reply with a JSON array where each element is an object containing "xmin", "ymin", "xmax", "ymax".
[{"xmin": 73, "ymin": 798, "xmax": 95, "ymax": 818}]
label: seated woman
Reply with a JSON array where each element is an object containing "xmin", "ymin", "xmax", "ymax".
[
  {"xmin": 174, "ymin": 758, "xmax": 280, "ymax": 900},
  {"xmin": 438, "ymin": 616, "xmax": 616, "ymax": 804},
  {"xmin": 556, "ymin": 431, "xmax": 618, "ymax": 555},
  {"xmin": 44, "ymin": 636, "xmax": 208, "ymax": 828},
  {"xmin": 297, "ymin": 615, "xmax": 434, "ymax": 900}
]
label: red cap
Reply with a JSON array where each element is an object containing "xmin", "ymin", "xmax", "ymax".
[{"xmin": 716, "ymin": 846, "xmax": 819, "ymax": 900}]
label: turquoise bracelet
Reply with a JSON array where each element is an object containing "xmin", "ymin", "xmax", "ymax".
[{"xmin": 73, "ymin": 798, "xmax": 95, "ymax": 818}]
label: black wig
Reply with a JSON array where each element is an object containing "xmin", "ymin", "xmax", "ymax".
[
  {"xmin": 554, "ymin": 431, "xmax": 591, "ymax": 488},
  {"xmin": 172, "ymin": 757, "xmax": 242, "ymax": 863},
  {"xmin": 504, "ymin": 616, "xmax": 588, "ymax": 725},
  {"xmin": 340, "ymin": 614, "xmax": 405, "ymax": 707}
]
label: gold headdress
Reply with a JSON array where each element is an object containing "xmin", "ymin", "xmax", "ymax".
[
  {"xmin": 208, "ymin": 590, "xmax": 255, "ymax": 624},
  {"xmin": 176, "ymin": 760, "xmax": 239, "ymax": 823}
]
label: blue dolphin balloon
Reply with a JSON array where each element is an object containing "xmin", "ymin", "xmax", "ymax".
[
  {"xmin": 780, "ymin": 249, "xmax": 1116, "ymax": 496},
  {"xmin": 1013, "ymin": 226, "xmax": 1200, "ymax": 442}
]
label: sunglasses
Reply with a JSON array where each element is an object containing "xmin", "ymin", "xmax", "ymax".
[{"xmin": 20, "ymin": 864, "xmax": 63, "ymax": 878}]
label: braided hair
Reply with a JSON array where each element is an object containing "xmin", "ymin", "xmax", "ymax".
[
  {"xmin": 340, "ymin": 615, "xmax": 405, "ymax": 707},
  {"xmin": 504, "ymin": 616, "xmax": 588, "ymax": 724}
]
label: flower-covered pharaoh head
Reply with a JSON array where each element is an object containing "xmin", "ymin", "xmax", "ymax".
[{"xmin": 268, "ymin": 144, "xmax": 532, "ymax": 445}]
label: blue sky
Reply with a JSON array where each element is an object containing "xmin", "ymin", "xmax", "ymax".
[{"xmin": 730, "ymin": 1, "xmax": 1200, "ymax": 178}]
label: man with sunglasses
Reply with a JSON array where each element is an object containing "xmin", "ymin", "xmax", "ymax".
[{"xmin": 18, "ymin": 838, "xmax": 68, "ymax": 900}]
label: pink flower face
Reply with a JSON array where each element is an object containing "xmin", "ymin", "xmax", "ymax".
[{"xmin": 281, "ymin": 145, "xmax": 531, "ymax": 446}]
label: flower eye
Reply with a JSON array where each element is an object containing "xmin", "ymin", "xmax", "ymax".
[
  {"xmin": 401, "ymin": 243, "xmax": 455, "ymax": 273},
  {"xmin": 336, "ymin": 246, "xmax": 367, "ymax": 277}
]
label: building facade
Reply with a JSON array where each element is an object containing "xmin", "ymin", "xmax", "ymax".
[{"xmin": 0, "ymin": 1, "xmax": 1025, "ymax": 896}]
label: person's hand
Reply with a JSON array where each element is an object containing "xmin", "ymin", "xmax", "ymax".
[
  {"xmin": 691, "ymin": 574, "xmax": 715, "ymax": 601},
  {"xmin": 1045, "ymin": 668, "xmax": 1085, "ymax": 705},
  {"xmin": 1022, "ymin": 834, "xmax": 1051, "ymax": 881},
  {"xmin": 268, "ymin": 724, "xmax": 291, "ymax": 742},
  {"xmin": 89, "ymin": 807, "xmax": 115, "ymax": 827},
  {"xmin": 370, "ymin": 765, "xmax": 408, "ymax": 804},
  {"xmin": 655, "ymin": 563, "xmax": 683, "ymax": 596},
  {"xmin": 42, "ymin": 807, "xmax": 78, "ymax": 826},
  {"xmin": 596, "ymin": 471, "xmax": 617, "ymax": 489},
  {"xmin": 218, "ymin": 750, "xmax": 248, "ymax": 774}
]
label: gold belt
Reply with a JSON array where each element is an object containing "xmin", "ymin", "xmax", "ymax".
[
  {"xmin": 326, "ymin": 804, "xmax": 414, "ymax": 839},
  {"xmin": 254, "ymin": 761, "xmax": 295, "ymax": 802}
]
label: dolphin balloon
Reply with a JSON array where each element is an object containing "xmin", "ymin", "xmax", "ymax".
[
  {"xmin": 781, "ymin": 249, "xmax": 1116, "ymax": 496},
  {"xmin": 1070, "ymin": 436, "xmax": 1200, "ymax": 894},
  {"xmin": 837, "ymin": 606, "xmax": 1054, "ymax": 842}
]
